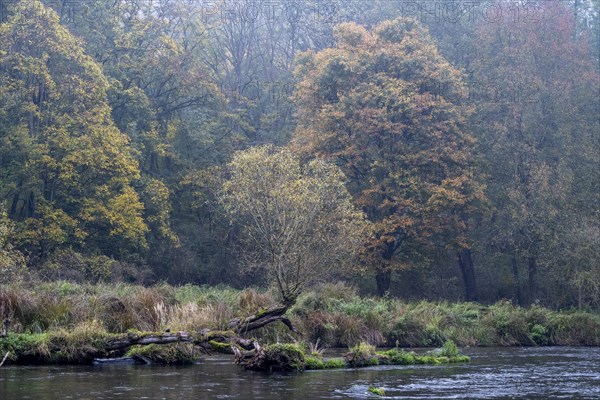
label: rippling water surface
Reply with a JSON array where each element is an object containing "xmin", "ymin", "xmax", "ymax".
[{"xmin": 1, "ymin": 347, "xmax": 598, "ymax": 399}]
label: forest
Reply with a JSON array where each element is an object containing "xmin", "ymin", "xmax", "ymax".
[{"xmin": 0, "ymin": 0, "xmax": 598, "ymax": 313}]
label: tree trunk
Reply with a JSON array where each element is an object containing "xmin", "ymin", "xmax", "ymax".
[
  {"xmin": 511, "ymin": 251, "xmax": 523, "ymax": 306},
  {"xmin": 104, "ymin": 330, "xmax": 256, "ymax": 353},
  {"xmin": 375, "ymin": 270, "xmax": 391, "ymax": 296},
  {"xmin": 228, "ymin": 304, "xmax": 300, "ymax": 334},
  {"xmin": 527, "ymin": 256, "xmax": 538, "ymax": 304},
  {"xmin": 0, "ymin": 319, "xmax": 9, "ymax": 337},
  {"xmin": 457, "ymin": 248, "xmax": 478, "ymax": 302},
  {"xmin": 528, "ymin": 255, "xmax": 538, "ymax": 305},
  {"xmin": 376, "ymin": 242, "xmax": 395, "ymax": 296}
]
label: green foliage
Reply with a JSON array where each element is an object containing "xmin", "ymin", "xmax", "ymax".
[
  {"xmin": 377, "ymin": 344, "xmax": 470, "ymax": 366},
  {"xmin": 0, "ymin": 0, "xmax": 147, "ymax": 262},
  {"xmin": 530, "ymin": 324, "xmax": 549, "ymax": 346},
  {"xmin": 44, "ymin": 320, "xmax": 114, "ymax": 363},
  {"xmin": 0, "ymin": 0, "xmax": 595, "ymax": 313},
  {"xmin": 345, "ymin": 339, "xmax": 469, "ymax": 368},
  {"xmin": 0, "ymin": 333, "xmax": 48, "ymax": 363},
  {"xmin": 547, "ymin": 312, "xmax": 600, "ymax": 346},
  {"xmin": 292, "ymin": 288, "xmax": 600, "ymax": 347},
  {"xmin": 221, "ymin": 145, "xmax": 367, "ymax": 302},
  {"xmin": 439, "ymin": 340, "xmax": 459, "ymax": 358},
  {"xmin": 0, "ymin": 205, "xmax": 27, "ymax": 284},
  {"xmin": 377, "ymin": 349, "xmax": 416, "ymax": 365},
  {"xmin": 0, "ymin": 320, "xmax": 118, "ymax": 364},
  {"xmin": 323, "ymin": 358, "xmax": 347, "ymax": 369},
  {"xmin": 4, "ymin": 281, "xmax": 600, "ymax": 367},
  {"xmin": 305, "ymin": 356, "xmax": 346, "ymax": 370},
  {"xmin": 472, "ymin": 0, "xmax": 600, "ymax": 307},
  {"xmin": 39, "ymin": 250, "xmax": 119, "ymax": 283},
  {"xmin": 304, "ymin": 356, "xmax": 325, "ymax": 370}
]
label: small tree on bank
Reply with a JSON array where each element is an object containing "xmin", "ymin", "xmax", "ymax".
[{"xmin": 220, "ymin": 145, "xmax": 367, "ymax": 304}]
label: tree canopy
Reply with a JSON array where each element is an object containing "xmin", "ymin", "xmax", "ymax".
[
  {"xmin": 0, "ymin": 0, "xmax": 147, "ymax": 262},
  {"xmin": 220, "ymin": 145, "xmax": 366, "ymax": 303},
  {"xmin": 292, "ymin": 18, "xmax": 485, "ymax": 295},
  {"xmin": 0, "ymin": 0, "xmax": 597, "ymax": 309}
]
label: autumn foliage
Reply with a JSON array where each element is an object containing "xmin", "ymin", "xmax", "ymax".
[{"xmin": 293, "ymin": 18, "xmax": 485, "ymax": 295}]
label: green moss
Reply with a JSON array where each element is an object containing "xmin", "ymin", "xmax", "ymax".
[
  {"xmin": 208, "ymin": 340, "xmax": 234, "ymax": 354},
  {"xmin": 376, "ymin": 342, "xmax": 469, "ymax": 366},
  {"xmin": 368, "ymin": 386, "xmax": 385, "ymax": 396},
  {"xmin": 323, "ymin": 357, "xmax": 346, "ymax": 368},
  {"xmin": 125, "ymin": 343, "xmax": 196, "ymax": 364},
  {"xmin": 243, "ymin": 343, "xmax": 308, "ymax": 371},
  {"xmin": 259, "ymin": 343, "xmax": 306, "ymax": 371},
  {"xmin": 421, "ymin": 355, "xmax": 444, "ymax": 364},
  {"xmin": 377, "ymin": 349, "xmax": 416, "ymax": 365},
  {"xmin": 305, "ymin": 356, "xmax": 325, "ymax": 369},
  {"xmin": 254, "ymin": 308, "xmax": 269, "ymax": 317},
  {"xmin": 451, "ymin": 355, "xmax": 470, "ymax": 363},
  {"xmin": 305, "ymin": 356, "xmax": 347, "ymax": 370}
]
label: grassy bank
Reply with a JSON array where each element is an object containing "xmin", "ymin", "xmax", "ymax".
[
  {"xmin": 289, "ymin": 283, "xmax": 600, "ymax": 347},
  {"xmin": 1, "ymin": 281, "xmax": 598, "ymax": 356},
  {"xmin": 242, "ymin": 340, "xmax": 469, "ymax": 372}
]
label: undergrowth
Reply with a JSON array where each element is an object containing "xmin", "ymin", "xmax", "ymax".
[{"xmin": 1, "ymin": 281, "xmax": 598, "ymax": 355}]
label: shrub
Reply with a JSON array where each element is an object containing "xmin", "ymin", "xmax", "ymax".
[
  {"xmin": 530, "ymin": 324, "xmax": 549, "ymax": 345},
  {"xmin": 439, "ymin": 340, "xmax": 459, "ymax": 358}
]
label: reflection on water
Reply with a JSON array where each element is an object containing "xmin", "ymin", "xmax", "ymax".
[{"xmin": 1, "ymin": 347, "xmax": 599, "ymax": 399}]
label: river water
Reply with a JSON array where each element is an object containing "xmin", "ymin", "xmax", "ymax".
[{"xmin": 1, "ymin": 347, "xmax": 599, "ymax": 399}]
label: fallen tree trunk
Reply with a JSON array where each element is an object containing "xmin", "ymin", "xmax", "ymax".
[
  {"xmin": 0, "ymin": 303, "xmax": 300, "ymax": 365},
  {"xmin": 229, "ymin": 304, "xmax": 301, "ymax": 335},
  {"xmin": 105, "ymin": 331, "xmax": 195, "ymax": 351}
]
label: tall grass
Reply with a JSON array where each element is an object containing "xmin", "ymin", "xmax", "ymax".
[
  {"xmin": 1, "ymin": 281, "xmax": 599, "ymax": 347},
  {"xmin": 289, "ymin": 283, "xmax": 600, "ymax": 347}
]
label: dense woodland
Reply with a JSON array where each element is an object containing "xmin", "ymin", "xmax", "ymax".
[{"xmin": 0, "ymin": 0, "xmax": 598, "ymax": 310}]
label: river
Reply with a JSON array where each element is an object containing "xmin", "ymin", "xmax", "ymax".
[{"xmin": 1, "ymin": 347, "xmax": 599, "ymax": 399}]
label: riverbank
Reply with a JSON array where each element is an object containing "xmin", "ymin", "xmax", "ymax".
[{"xmin": 1, "ymin": 281, "xmax": 598, "ymax": 361}]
